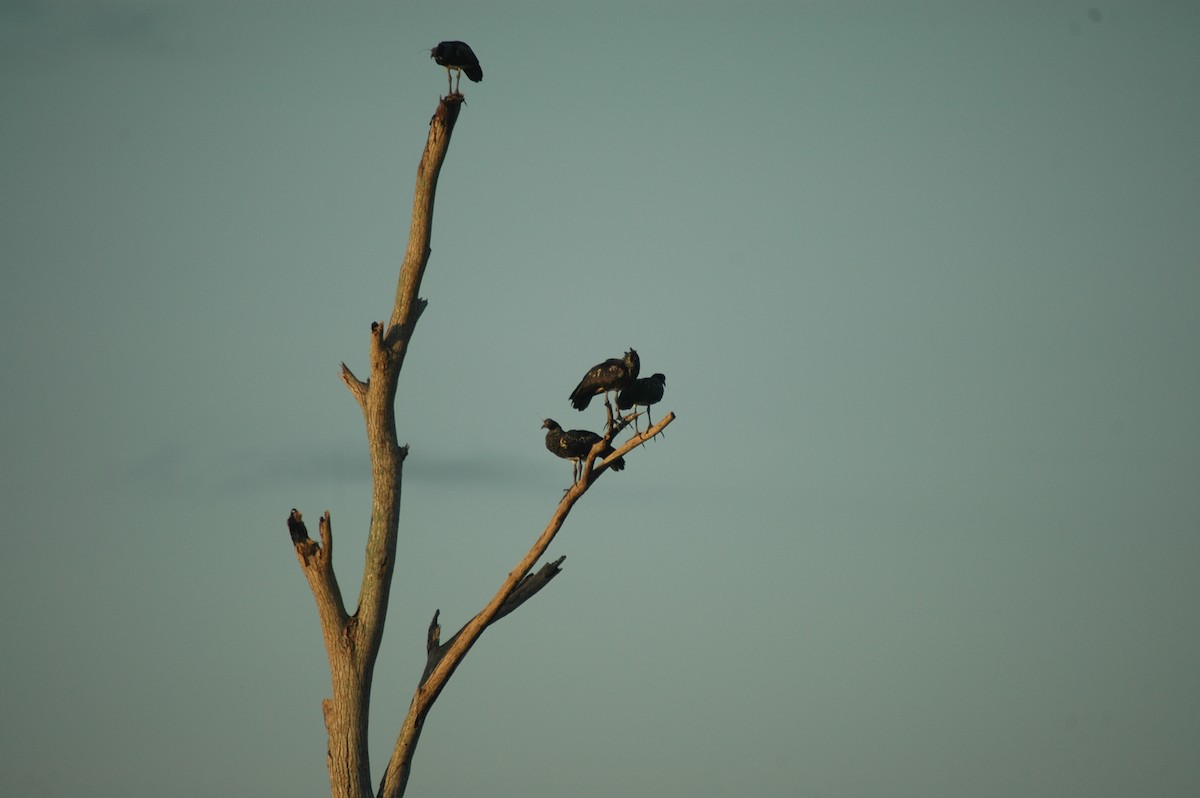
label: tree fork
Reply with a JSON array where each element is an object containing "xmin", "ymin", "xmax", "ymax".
[
  {"xmin": 289, "ymin": 95, "xmax": 464, "ymax": 798},
  {"xmin": 285, "ymin": 93, "xmax": 676, "ymax": 798}
]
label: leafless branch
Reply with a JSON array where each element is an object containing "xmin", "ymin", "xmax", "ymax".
[{"xmin": 378, "ymin": 412, "xmax": 674, "ymax": 798}]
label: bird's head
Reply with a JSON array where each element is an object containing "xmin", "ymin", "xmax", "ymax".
[
  {"xmin": 542, "ymin": 419, "xmax": 561, "ymax": 431},
  {"xmin": 651, "ymin": 373, "xmax": 666, "ymax": 385}
]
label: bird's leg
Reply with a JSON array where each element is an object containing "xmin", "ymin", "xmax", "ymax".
[
  {"xmin": 454, "ymin": 68, "xmax": 462, "ymax": 94},
  {"xmin": 603, "ymin": 394, "xmax": 615, "ymax": 434},
  {"xmin": 445, "ymin": 69, "xmax": 452, "ymax": 95},
  {"xmin": 629, "ymin": 411, "xmax": 648, "ymax": 449}
]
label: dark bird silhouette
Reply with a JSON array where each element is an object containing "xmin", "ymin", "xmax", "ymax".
[
  {"xmin": 617, "ymin": 372, "xmax": 667, "ymax": 431},
  {"xmin": 430, "ymin": 41, "xmax": 482, "ymax": 94},
  {"xmin": 542, "ymin": 419, "xmax": 625, "ymax": 481},
  {"xmin": 287, "ymin": 509, "xmax": 309, "ymax": 544},
  {"xmin": 569, "ymin": 348, "xmax": 640, "ymax": 411}
]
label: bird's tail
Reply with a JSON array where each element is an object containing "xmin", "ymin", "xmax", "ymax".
[
  {"xmin": 603, "ymin": 447, "xmax": 626, "ymax": 472},
  {"xmin": 569, "ymin": 389, "xmax": 593, "ymax": 411}
]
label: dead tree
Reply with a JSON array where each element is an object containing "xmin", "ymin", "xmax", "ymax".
[{"xmin": 285, "ymin": 95, "xmax": 674, "ymax": 798}]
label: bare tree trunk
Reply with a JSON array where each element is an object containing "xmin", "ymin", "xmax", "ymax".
[
  {"xmin": 286, "ymin": 96, "xmax": 674, "ymax": 798},
  {"xmin": 289, "ymin": 95, "xmax": 462, "ymax": 798}
]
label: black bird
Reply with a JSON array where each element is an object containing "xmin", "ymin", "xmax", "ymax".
[
  {"xmin": 617, "ymin": 373, "xmax": 667, "ymax": 431},
  {"xmin": 542, "ymin": 419, "xmax": 625, "ymax": 481},
  {"xmin": 287, "ymin": 509, "xmax": 310, "ymax": 544},
  {"xmin": 569, "ymin": 349, "xmax": 640, "ymax": 411},
  {"xmin": 430, "ymin": 41, "xmax": 483, "ymax": 94}
]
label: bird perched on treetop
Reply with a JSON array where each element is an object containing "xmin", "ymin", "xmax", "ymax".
[
  {"xmin": 617, "ymin": 373, "xmax": 667, "ymax": 431},
  {"xmin": 569, "ymin": 349, "xmax": 640, "ymax": 411},
  {"xmin": 542, "ymin": 419, "xmax": 625, "ymax": 482},
  {"xmin": 430, "ymin": 41, "xmax": 482, "ymax": 95},
  {"xmin": 287, "ymin": 509, "xmax": 309, "ymax": 545}
]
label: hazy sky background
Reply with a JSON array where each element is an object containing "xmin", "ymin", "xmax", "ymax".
[{"xmin": 2, "ymin": 2, "xmax": 1198, "ymax": 796}]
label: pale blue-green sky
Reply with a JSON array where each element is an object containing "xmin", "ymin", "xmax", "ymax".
[{"xmin": 2, "ymin": 2, "xmax": 1199, "ymax": 796}]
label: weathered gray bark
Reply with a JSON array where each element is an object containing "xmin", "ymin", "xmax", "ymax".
[{"xmin": 286, "ymin": 95, "xmax": 674, "ymax": 798}]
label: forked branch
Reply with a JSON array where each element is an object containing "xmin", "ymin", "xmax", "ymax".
[
  {"xmin": 287, "ymin": 89, "xmax": 675, "ymax": 798},
  {"xmin": 288, "ymin": 95, "xmax": 465, "ymax": 798}
]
